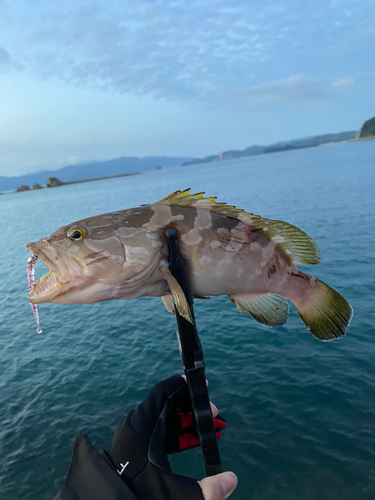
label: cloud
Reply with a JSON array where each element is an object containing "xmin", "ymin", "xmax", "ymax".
[
  {"xmin": 4, "ymin": 0, "xmax": 375, "ymax": 106},
  {"xmin": 242, "ymin": 74, "xmax": 330, "ymax": 104},
  {"xmin": 210, "ymin": 73, "xmax": 357, "ymax": 111},
  {"xmin": 23, "ymin": 1, "xmax": 268, "ymax": 102},
  {"xmin": 212, "ymin": 74, "xmax": 332, "ymax": 110},
  {"xmin": 57, "ymin": 156, "xmax": 80, "ymax": 165},
  {"xmin": 332, "ymin": 76, "xmax": 354, "ymax": 87},
  {"xmin": 0, "ymin": 47, "xmax": 11, "ymax": 65},
  {"xmin": 0, "ymin": 46, "xmax": 24, "ymax": 71}
]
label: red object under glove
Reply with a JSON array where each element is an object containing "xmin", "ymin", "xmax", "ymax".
[{"xmin": 177, "ymin": 412, "xmax": 227, "ymax": 451}]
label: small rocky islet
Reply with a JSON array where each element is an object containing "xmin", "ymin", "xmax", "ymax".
[
  {"xmin": 14, "ymin": 173, "xmax": 138, "ymax": 194},
  {"xmin": 15, "ymin": 177, "xmax": 64, "ymax": 192}
]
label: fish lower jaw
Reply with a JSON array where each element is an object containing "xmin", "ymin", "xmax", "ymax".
[{"xmin": 28, "ymin": 272, "xmax": 61, "ymax": 304}]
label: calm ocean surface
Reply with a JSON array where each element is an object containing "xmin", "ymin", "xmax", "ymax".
[{"xmin": 0, "ymin": 140, "xmax": 374, "ymax": 499}]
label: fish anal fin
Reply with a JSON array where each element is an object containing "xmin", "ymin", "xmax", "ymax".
[
  {"xmin": 229, "ymin": 293, "xmax": 289, "ymax": 327},
  {"xmin": 229, "ymin": 295, "xmax": 243, "ymax": 314},
  {"xmin": 161, "ymin": 294, "xmax": 176, "ymax": 315},
  {"xmin": 160, "ymin": 266, "xmax": 194, "ymax": 324}
]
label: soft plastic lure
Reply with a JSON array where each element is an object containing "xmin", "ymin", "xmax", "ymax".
[{"xmin": 27, "ymin": 256, "xmax": 42, "ymax": 334}]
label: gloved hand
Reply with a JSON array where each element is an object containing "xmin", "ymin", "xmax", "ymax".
[
  {"xmin": 54, "ymin": 375, "xmax": 237, "ymax": 500},
  {"xmin": 105, "ymin": 374, "xmax": 236, "ymax": 500}
]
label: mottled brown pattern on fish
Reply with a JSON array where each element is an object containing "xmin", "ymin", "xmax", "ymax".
[
  {"xmin": 211, "ymin": 213, "xmax": 240, "ymax": 232},
  {"xmin": 88, "ymin": 228, "xmax": 116, "ymax": 240},
  {"xmin": 250, "ymin": 231, "xmax": 270, "ymax": 248},
  {"xmin": 151, "ymin": 206, "xmax": 213, "ymax": 247},
  {"xmin": 26, "ymin": 189, "xmax": 353, "ymax": 342},
  {"xmin": 47, "ymin": 226, "xmax": 72, "ymax": 244},
  {"xmin": 290, "ymin": 271, "xmax": 312, "ymax": 285},
  {"xmin": 86, "ymin": 255, "xmax": 112, "ymax": 265},
  {"xmin": 85, "ymin": 251, "xmax": 103, "ymax": 260},
  {"xmin": 125, "ymin": 207, "xmax": 155, "ymax": 227},
  {"xmin": 212, "ymin": 220, "xmax": 251, "ymax": 254},
  {"xmin": 171, "ymin": 206, "xmax": 197, "ymax": 231},
  {"xmin": 267, "ymin": 264, "xmax": 277, "ymax": 278},
  {"xmin": 46, "ymin": 208, "xmax": 154, "ymax": 245}
]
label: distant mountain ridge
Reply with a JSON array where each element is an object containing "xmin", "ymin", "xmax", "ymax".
[
  {"xmin": 0, "ymin": 156, "xmax": 193, "ymax": 193},
  {"xmin": 182, "ymin": 131, "xmax": 357, "ymax": 166},
  {"xmin": 0, "ymin": 128, "xmax": 368, "ymax": 193}
]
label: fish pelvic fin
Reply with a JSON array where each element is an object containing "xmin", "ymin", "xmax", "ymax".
[
  {"xmin": 161, "ymin": 294, "xmax": 176, "ymax": 315},
  {"xmin": 292, "ymin": 278, "xmax": 353, "ymax": 341},
  {"xmin": 229, "ymin": 293, "xmax": 289, "ymax": 327},
  {"xmin": 160, "ymin": 266, "xmax": 194, "ymax": 324},
  {"xmin": 240, "ymin": 213, "xmax": 321, "ymax": 265}
]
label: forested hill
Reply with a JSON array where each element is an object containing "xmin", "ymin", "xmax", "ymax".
[
  {"xmin": 357, "ymin": 117, "xmax": 375, "ymax": 138},
  {"xmin": 182, "ymin": 131, "xmax": 357, "ymax": 166}
]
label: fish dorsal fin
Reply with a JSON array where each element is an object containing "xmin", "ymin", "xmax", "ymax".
[
  {"xmin": 240, "ymin": 213, "xmax": 322, "ymax": 265},
  {"xmin": 155, "ymin": 189, "xmax": 245, "ymax": 219},
  {"xmin": 155, "ymin": 189, "xmax": 321, "ymax": 266}
]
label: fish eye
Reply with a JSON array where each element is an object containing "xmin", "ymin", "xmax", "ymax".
[{"xmin": 68, "ymin": 227, "xmax": 87, "ymax": 241}]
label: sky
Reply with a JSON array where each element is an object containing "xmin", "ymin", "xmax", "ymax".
[{"xmin": 0, "ymin": 0, "xmax": 374, "ymax": 176}]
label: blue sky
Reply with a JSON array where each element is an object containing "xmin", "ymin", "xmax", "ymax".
[{"xmin": 1, "ymin": 0, "xmax": 374, "ymax": 176}]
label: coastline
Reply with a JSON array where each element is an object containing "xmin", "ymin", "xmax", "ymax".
[
  {"xmin": 0, "ymin": 171, "xmax": 141, "ymax": 195},
  {"xmin": 345, "ymin": 135, "xmax": 375, "ymax": 143},
  {"xmin": 2, "ymin": 134, "xmax": 374, "ymax": 196},
  {"xmin": 61, "ymin": 171, "xmax": 141, "ymax": 186}
]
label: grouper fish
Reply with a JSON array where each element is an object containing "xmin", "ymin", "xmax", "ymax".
[{"xmin": 26, "ymin": 189, "xmax": 353, "ymax": 341}]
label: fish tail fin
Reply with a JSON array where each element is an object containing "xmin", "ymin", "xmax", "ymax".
[{"xmin": 291, "ymin": 277, "xmax": 353, "ymax": 341}]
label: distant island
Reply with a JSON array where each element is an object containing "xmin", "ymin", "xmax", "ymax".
[
  {"xmin": 182, "ymin": 116, "xmax": 375, "ymax": 167},
  {"xmin": 1, "ymin": 117, "xmax": 374, "ymax": 194},
  {"xmin": 0, "ymin": 156, "xmax": 192, "ymax": 193}
]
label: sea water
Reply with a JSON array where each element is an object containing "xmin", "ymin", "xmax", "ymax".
[{"xmin": 0, "ymin": 140, "xmax": 374, "ymax": 499}]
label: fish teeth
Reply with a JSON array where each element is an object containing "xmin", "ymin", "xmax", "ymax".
[{"xmin": 32, "ymin": 273, "xmax": 56, "ymax": 296}]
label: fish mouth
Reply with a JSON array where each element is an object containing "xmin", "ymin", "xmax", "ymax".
[{"xmin": 26, "ymin": 242, "xmax": 62, "ymax": 304}]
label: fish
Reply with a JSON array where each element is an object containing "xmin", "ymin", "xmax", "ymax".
[{"xmin": 26, "ymin": 189, "xmax": 353, "ymax": 341}]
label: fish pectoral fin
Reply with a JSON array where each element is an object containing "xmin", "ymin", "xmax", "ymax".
[
  {"xmin": 160, "ymin": 266, "xmax": 194, "ymax": 324},
  {"xmin": 161, "ymin": 294, "xmax": 176, "ymax": 315},
  {"xmin": 229, "ymin": 293, "xmax": 289, "ymax": 327}
]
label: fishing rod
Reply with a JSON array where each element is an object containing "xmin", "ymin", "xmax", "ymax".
[{"xmin": 165, "ymin": 228, "xmax": 223, "ymax": 477}]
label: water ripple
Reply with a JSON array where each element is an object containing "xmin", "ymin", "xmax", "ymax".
[{"xmin": 1, "ymin": 142, "xmax": 375, "ymax": 499}]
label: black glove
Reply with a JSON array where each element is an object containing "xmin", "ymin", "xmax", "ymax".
[
  {"xmin": 54, "ymin": 375, "xmax": 226, "ymax": 500},
  {"xmin": 106, "ymin": 374, "xmax": 226, "ymax": 499}
]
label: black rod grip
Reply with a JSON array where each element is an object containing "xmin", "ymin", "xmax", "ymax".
[{"xmin": 165, "ymin": 228, "xmax": 222, "ymax": 476}]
